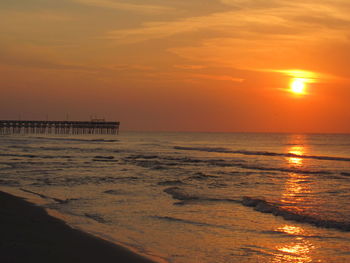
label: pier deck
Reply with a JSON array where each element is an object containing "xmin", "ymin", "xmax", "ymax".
[{"xmin": 0, "ymin": 120, "xmax": 120, "ymax": 135}]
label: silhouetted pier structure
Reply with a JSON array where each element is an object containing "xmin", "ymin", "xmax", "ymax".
[{"xmin": 0, "ymin": 120, "xmax": 120, "ymax": 135}]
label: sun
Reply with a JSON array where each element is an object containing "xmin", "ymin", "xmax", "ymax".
[{"xmin": 290, "ymin": 78, "xmax": 307, "ymax": 94}]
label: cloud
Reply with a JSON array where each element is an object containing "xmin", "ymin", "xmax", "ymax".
[
  {"xmin": 106, "ymin": 15, "xmax": 295, "ymax": 49},
  {"xmin": 105, "ymin": 0, "xmax": 350, "ymax": 44},
  {"xmin": 188, "ymin": 73, "xmax": 244, "ymax": 82},
  {"xmin": 0, "ymin": 43, "xmax": 158, "ymax": 77},
  {"xmin": 174, "ymin": 64, "xmax": 207, "ymax": 70},
  {"xmin": 73, "ymin": 0, "xmax": 173, "ymax": 13},
  {"xmin": 0, "ymin": 44, "xmax": 97, "ymax": 73},
  {"xmin": 0, "ymin": 9, "xmax": 73, "ymax": 22},
  {"xmin": 105, "ymin": 10, "xmax": 293, "ymax": 44},
  {"xmin": 167, "ymin": 32, "xmax": 350, "ymax": 81},
  {"xmin": 103, "ymin": 64, "xmax": 154, "ymax": 71},
  {"xmin": 104, "ymin": 0, "xmax": 350, "ymax": 79},
  {"xmin": 2, "ymin": 0, "xmax": 350, "ymax": 83}
]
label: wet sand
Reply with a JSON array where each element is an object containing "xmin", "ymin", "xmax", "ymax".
[{"xmin": 0, "ymin": 191, "xmax": 156, "ymax": 263}]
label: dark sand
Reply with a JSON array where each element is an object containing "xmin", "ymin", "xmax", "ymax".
[{"xmin": 0, "ymin": 191, "xmax": 156, "ymax": 263}]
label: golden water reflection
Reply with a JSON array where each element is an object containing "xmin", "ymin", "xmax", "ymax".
[
  {"xmin": 278, "ymin": 225, "xmax": 304, "ymax": 236},
  {"xmin": 272, "ymin": 225, "xmax": 314, "ymax": 263},
  {"xmin": 287, "ymin": 145, "xmax": 304, "ymax": 167},
  {"xmin": 272, "ymin": 136, "xmax": 315, "ymax": 262},
  {"xmin": 282, "ymin": 141, "xmax": 311, "ymax": 207},
  {"xmin": 281, "ymin": 172, "xmax": 311, "ymax": 208}
]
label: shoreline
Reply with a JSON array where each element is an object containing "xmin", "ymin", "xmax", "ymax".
[{"xmin": 0, "ymin": 190, "xmax": 157, "ymax": 263}]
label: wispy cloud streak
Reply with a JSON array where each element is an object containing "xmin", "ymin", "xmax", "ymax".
[{"xmin": 73, "ymin": 0, "xmax": 173, "ymax": 13}]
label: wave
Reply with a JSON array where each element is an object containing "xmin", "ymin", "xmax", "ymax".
[
  {"xmin": 125, "ymin": 154, "xmax": 159, "ymax": 160},
  {"xmin": 29, "ymin": 175, "xmax": 139, "ymax": 187},
  {"xmin": 157, "ymin": 180, "xmax": 186, "ymax": 186},
  {"xmin": 163, "ymin": 187, "xmax": 240, "ymax": 204},
  {"xmin": 0, "ymin": 179, "xmax": 20, "ymax": 186},
  {"xmin": 92, "ymin": 155, "xmax": 117, "ymax": 162},
  {"xmin": 187, "ymin": 172, "xmax": 218, "ymax": 180},
  {"xmin": 94, "ymin": 155, "xmax": 114, "ymax": 160},
  {"xmin": 174, "ymin": 146, "xmax": 350, "ymax": 162},
  {"xmin": 236, "ymin": 163, "xmax": 330, "ymax": 175},
  {"xmin": 123, "ymin": 155, "xmax": 169, "ymax": 170},
  {"xmin": 84, "ymin": 213, "xmax": 108, "ymax": 224},
  {"xmin": 20, "ymin": 188, "xmax": 78, "ymax": 204},
  {"xmin": 10, "ymin": 145, "xmax": 98, "ymax": 152},
  {"xmin": 9, "ymin": 145, "xmax": 81, "ymax": 151},
  {"xmin": 125, "ymin": 154, "xmax": 330, "ymax": 175},
  {"xmin": 0, "ymin": 163, "xmax": 16, "ymax": 171},
  {"xmin": 92, "ymin": 159, "xmax": 117, "ymax": 163},
  {"xmin": 173, "ymin": 157, "xmax": 329, "ymax": 175},
  {"xmin": 0, "ymin": 153, "xmax": 72, "ymax": 159},
  {"xmin": 242, "ymin": 196, "xmax": 350, "ymax": 231},
  {"xmin": 240, "ymin": 246, "xmax": 274, "ymax": 257},
  {"xmin": 152, "ymin": 216, "xmax": 229, "ymax": 229},
  {"xmin": 103, "ymin": 189, "xmax": 128, "ymax": 195},
  {"xmin": 164, "ymin": 187, "xmax": 199, "ymax": 201},
  {"xmin": 9, "ymin": 145, "xmax": 126, "ymax": 156},
  {"xmin": 34, "ymin": 137, "xmax": 118, "ymax": 143},
  {"xmin": 261, "ymin": 229, "xmax": 350, "ymax": 241}
]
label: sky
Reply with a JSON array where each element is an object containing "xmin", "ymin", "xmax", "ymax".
[{"xmin": 1, "ymin": 0, "xmax": 350, "ymax": 133}]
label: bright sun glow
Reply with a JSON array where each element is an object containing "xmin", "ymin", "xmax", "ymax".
[{"xmin": 290, "ymin": 78, "xmax": 307, "ymax": 94}]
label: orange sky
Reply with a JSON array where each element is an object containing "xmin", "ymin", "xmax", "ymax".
[{"xmin": 1, "ymin": 0, "xmax": 350, "ymax": 133}]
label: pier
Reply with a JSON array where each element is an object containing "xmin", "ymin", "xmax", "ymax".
[{"xmin": 0, "ymin": 120, "xmax": 120, "ymax": 135}]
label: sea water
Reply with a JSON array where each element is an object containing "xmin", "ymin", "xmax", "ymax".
[{"xmin": 1, "ymin": 132, "xmax": 350, "ymax": 262}]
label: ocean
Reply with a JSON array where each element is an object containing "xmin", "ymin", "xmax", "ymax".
[{"xmin": 1, "ymin": 132, "xmax": 350, "ymax": 262}]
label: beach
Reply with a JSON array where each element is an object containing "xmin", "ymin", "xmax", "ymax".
[{"xmin": 0, "ymin": 190, "xmax": 155, "ymax": 263}]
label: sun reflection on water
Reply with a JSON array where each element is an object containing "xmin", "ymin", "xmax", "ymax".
[
  {"xmin": 282, "ymin": 138, "xmax": 311, "ymax": 207},
  {"xmin": 272, "ymin": 225, "xmax": 315, "ymax": 263},
  {"xmin": 287, "ymin": 145, "xmax": 304, "ymax": 167},
  {"xmin": 278, "ymin": 225, "xmax": 304, "ymax": 236},
  {"xmin": 281, "ymin": 172, "xmax": 311, "ymax": 208},
  {"xmin": 271, "ymin": 136, "xmax": 316, "ymax": 262},
  {"xmin": 273, "ymin": 243, "xmax": 314, "ymax": 263}
]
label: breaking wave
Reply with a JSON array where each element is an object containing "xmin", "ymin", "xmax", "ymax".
[
  {"xmin": 174, "ymin": 146, "xmax": 350, "ymax": 162},
  {"xmin": 20, "ymin": 188, "xmax": 79, "ymax": 204},
  {"xmin": 152, "ymin": 216, "xmax": 229, "ymax": 229},
  {"xmin": 242, "ymin": 196, "xmax": 350, "ymax": 231},
  {"xmin": 163, "ymin": 187, "xmax": 240, "ymax": 204},
  {"xmin": 164, "ymin": 187, "xmax": 199, "ymax": 201},
  {"xmin": 124, "ymin": 154, "xmax": 331, "ymax": 175},
  {"xmin": 84, "ymin": 213, "xmax": 108, "ymax": 223}
]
